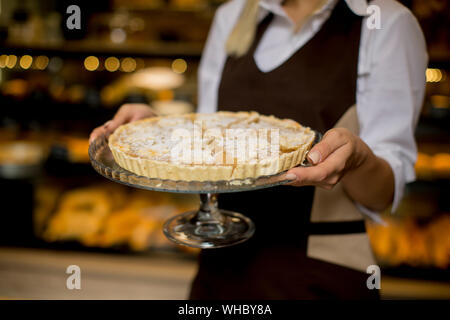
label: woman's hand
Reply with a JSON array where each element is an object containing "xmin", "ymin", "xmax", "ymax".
[
  {"xmin": 285, "ymin": 128, "xmax": 369, "ymax": 189},
  {"xmin": 285, "ymin": 128, "xmax": 394, "ymax": 212},
  {"xmin": 89, "ymin": 103, "xmax": 157, "ymax": 143}
]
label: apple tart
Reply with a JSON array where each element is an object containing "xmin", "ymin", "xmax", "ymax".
[{"xmin": 108, "ymin": 111, "xmax": 315, "ymax": 181}]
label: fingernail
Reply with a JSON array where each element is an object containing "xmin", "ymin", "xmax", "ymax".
[
  {"xmin": 308, "ymin": 150, "xmax": 320, "ymax": 165},
  {"xmin": 285, "ymin": 173, "xmax": 297, "ymax": 181}
]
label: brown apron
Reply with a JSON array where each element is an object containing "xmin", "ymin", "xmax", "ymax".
[{"xmin": 190, "ymin": 0, "xmax": 378, "ymax": 300}]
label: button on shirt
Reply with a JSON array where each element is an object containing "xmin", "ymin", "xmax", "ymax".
[{"xmin": 197, "ymin": 0, "xmax": 428, "ymax": 218}]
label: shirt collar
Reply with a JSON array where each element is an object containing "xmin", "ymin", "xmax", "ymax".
[{"xmin": 259, "ymin": 0, "xmax": 369, "ymax": 17}]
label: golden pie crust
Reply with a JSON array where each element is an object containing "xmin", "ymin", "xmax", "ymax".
[{"xmin": 109, "ymin": 111, "xmax": 315, "ymax": 181}]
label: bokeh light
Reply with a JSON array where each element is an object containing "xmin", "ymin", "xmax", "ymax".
[
  {"xmin": 0, "ymin": 55, "xmax": 8, "ymax": 68},
  {"xmin": 34, "ymin": 56, "xmax": 49, "ymax": 70},
  {"xmin": 426, "ymin": 68, "xmax": 445, "ymax": 83},
  {"xmin": 6, "ymin": 55, "xmax": 17, "ymax": 69},
  {"xmin": 19, "ymin": 55, "xmax": 33, "ymax": 69},
  {"xmin": 105, "ymin": 57, "xmax": 120, "ymax": 72},
  {"xmin": 84, "ymin": 56, "xmax": 100, "ymax": 71},
  {"xmin": 120, "ymin": 57, "xmax": 136, "ymax": 72},
  {"xmin": 171, "ymin": 58, "xmax": 187, "ymax": 74}
]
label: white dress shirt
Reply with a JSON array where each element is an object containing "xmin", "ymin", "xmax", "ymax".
[{"xmin": 197, "ymin": 0, "xmax": 428, "ymax": 217}]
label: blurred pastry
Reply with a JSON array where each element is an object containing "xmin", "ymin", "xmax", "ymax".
[
  {"xmin": 44, "ymin": 188, "xmax": 111, "ymax": 242},
  {"xmin": 41, "ymin": 184, "xmax": 200, "ymax": 253},
  {"xmin": 34, "ymin": 185, "xmax": 60, "ymax": 235}
]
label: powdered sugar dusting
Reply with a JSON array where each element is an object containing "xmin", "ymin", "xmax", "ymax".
[{"xmin": 113, "ymin": 113, "xmax": 314, "ymax": 163}]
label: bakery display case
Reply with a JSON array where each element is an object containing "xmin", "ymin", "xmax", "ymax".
[
  {"xmin": 0, "ymin": 0, "xmax": 448, "ymax": 299},
  {"xmin": 0, "ymin": 0, "xmax": 218, "ymax": 255},
  {"xmin": 35, "ymin": 180, "xmax": 200, "ymax": 253}
]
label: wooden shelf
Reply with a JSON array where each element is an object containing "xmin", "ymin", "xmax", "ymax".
[{"xmin": 1, "ymin": 40, "xmax": 204, "ymax": 59}]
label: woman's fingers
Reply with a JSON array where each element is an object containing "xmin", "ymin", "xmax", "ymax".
[
  {"xmin": 89, "ymin": 125, "xmax": 107, "ymax": 143},
  {"xmin": 89, "ymin": 103, "xmax": 156, "ymax": 143},
  {"xmin": 131, "ymin": 104, "xmax": 159, "ymax": 119},
  {"xmin": 286, "ymin": 165, "xmax": 332, "ymax": 187},
  {"xmin": 89, "ymin": 120, "xmax": 119, "ymax": 143},
  {"xmin": 286, "ymin": 142, "xmax": 353, "ymax": 188},
  {"xmin": 307, "ymin": 128, "xmax": 349, "ymax": 165},
  {"xmin": 103, "ymin": 118, "xmax": 122, "ymax": 136},
  {"xmin": 106, "ymin": 104, "xmax": 154, "ymax": 134}
]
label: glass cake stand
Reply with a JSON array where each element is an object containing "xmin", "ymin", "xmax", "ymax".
[{"xmin": 89, "ymin": 133, "xmax": 320, "ymax": 249}]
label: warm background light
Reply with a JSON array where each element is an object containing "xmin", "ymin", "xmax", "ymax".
[
  {"xmin": 6, "ymin": 55, "xmax": 17, "ymax": 69},
  {"xmin": 171, "ymin": 58, "xmax": 187, "ymax": 74},
  {"xmin": 84, "ymin": 56, "xmax": 100, "ymax": 71},
  {"xmin": 426, "ymin": 68, "xmax": 445, "ymax": 83},
  {"xmin": 105, "ymin": 57, "xmax": 120, "ymax": 72},
  {"xmin": 120, "ymin": 57, "xmax": 136, "ymax": 72},
  {"xmin": 19, "ymin": 55, "xmax": 33, "ymax": 69},
  {"xmin": 34, "ymin": 56, "xmax": 49, "ymax": 70},
  {"xmin": 0, "ymin": 55, "xmax": 7, "ymax": 68}
]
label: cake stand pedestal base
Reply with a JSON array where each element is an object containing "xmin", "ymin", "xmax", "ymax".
[{"xmin": 163, "ymin": 194, "xmax": 255, "ymax": 249}]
